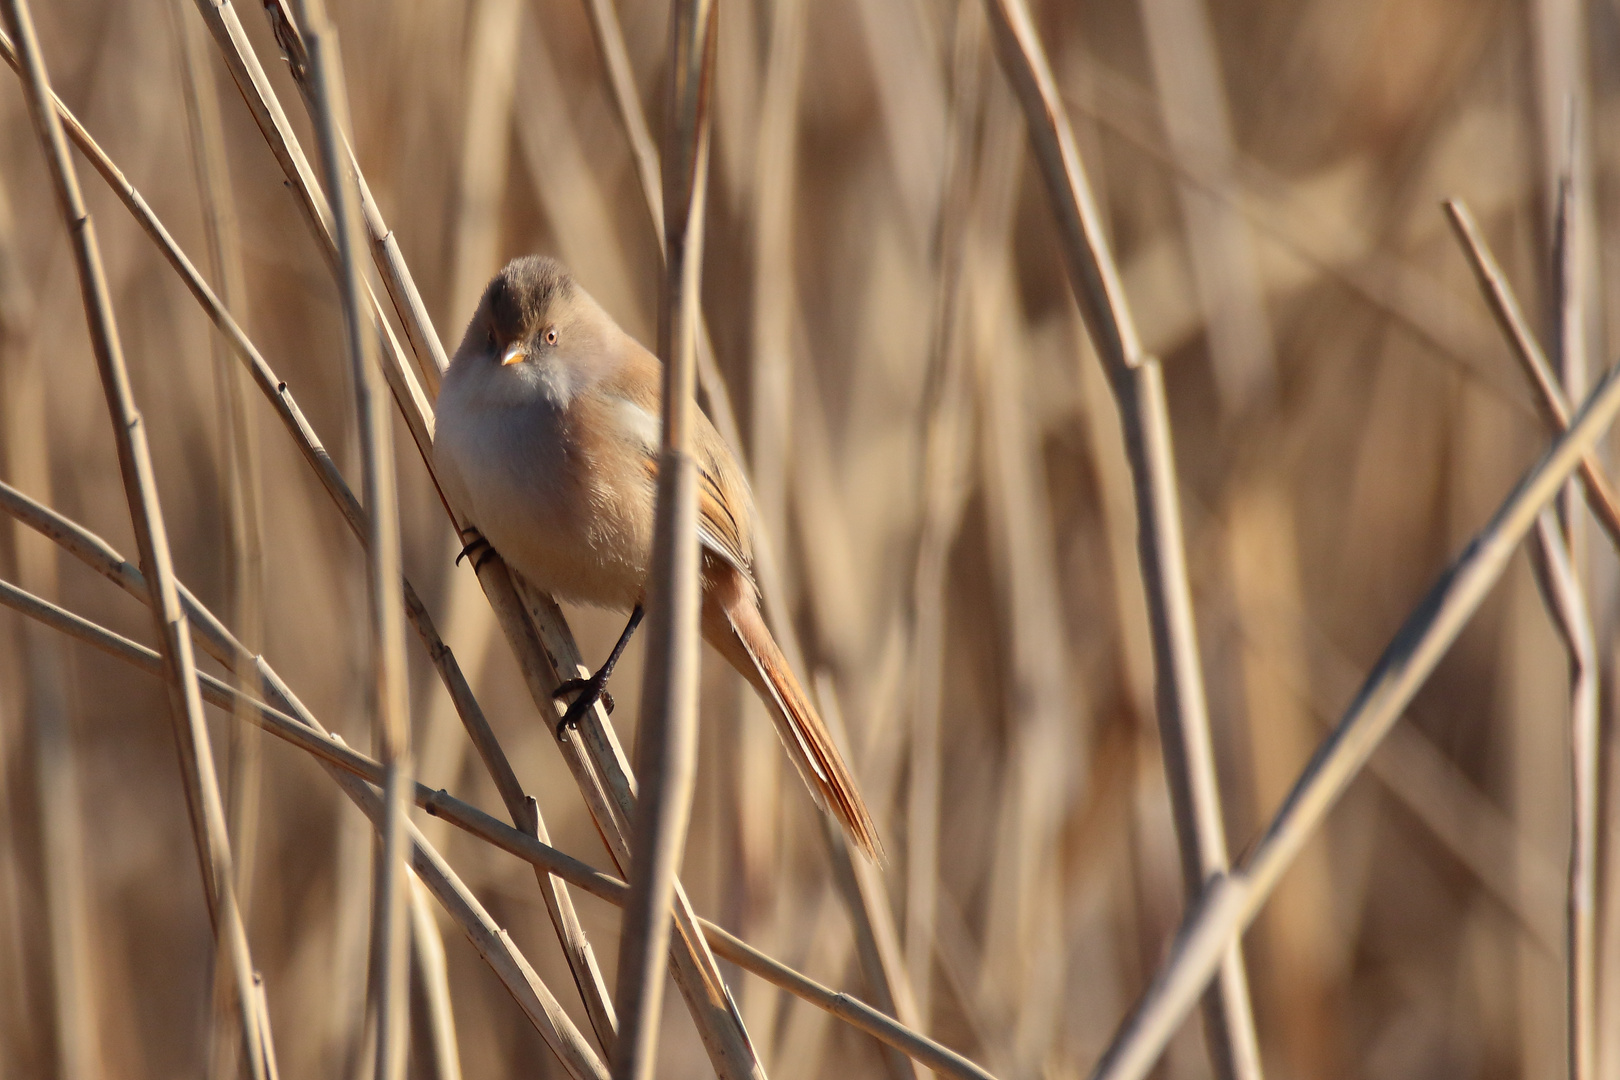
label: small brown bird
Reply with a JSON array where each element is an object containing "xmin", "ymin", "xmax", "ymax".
[{"xmin": 435, "ymin": 255, "xmax": 881, "ymax": 859}]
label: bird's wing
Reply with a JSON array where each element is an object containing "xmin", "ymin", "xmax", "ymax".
[
  {"xmin": 602, "ymin": 336, "xmax": 757, "ymax": 585},
  {"xmin": 617, "ymin": 398, "xmax": 755, "ymax": 585}
]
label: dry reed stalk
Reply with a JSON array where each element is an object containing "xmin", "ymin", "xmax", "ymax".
[
  {"xmin": 186, "ymin": 0, "xmax": 438, "ymax": 448},
  {"xmin": 1080, "ymin": 331, "xmax": 1620, "ymax": 1080},
  {"xmin": 981, "ymin": 4, "xmax": 1261, "ymax": 1078},
  {"xmin": 169, "ymin": 9, "xmax": 272, "ymax": 1071},
  {"xmin": 954, "ymin": 69, "xmax": 1076, "ymax": 1070},
  {"xmin": 1058, "ymin": 62, "xmax": 1528, "ymax": 410},
  {"xmin": 578, "ymin": 0, "xmax": 664, "ymax": 242},
  {"xmin": 0, "ymin": 536, "xmax": 998, "ymax": 1080},
  {"xmin": 903, "ymin": 2, "xmax": 984, "ymax": 1035},
  {"xmin": 1138, "ymin": 0, "xmax": 1276, "ymax": 420},
  {"xmin": 813, "ymin": 677, "xmax": 922, "ymax": 1080},
  {"xmin": 0, "ymin": 547, "xmax": 610, "ymax": 1079},
  {"xmin": 407, "ymin": 872, "xmax": 464, "ymax": 1080},
  {"xmin": 0, "ymin": 23, "xmax": 625, "ymax": 1059},
  {"xmin": 848, "ymin": 0, "xmax": 947, "ymax": 253},
  {"xmin": 244, "ymin": 0, "xmax": 455, "ymax": 397},
  {"xmin": 293, "ymin": 3, "xmax": 417, "ymax": 1076},
  {"xmin": 446, "ymin": 0, "xmax": 520, "ymax": 328},
  {"xmin": 609, "ymin": 1, "xmax": 716, "ymax": 1076},
  {"xmin": 0, "ymin": 442, "xmax": 995, "ymax": 1076},
  {"xmin": 1202, "ymin": 517, "xmax": 1566, "ymax": 953},
  {"xmin": 572, "ymin": 0, "xmax": 743, "ymax": 456},
  {"xmin": 1528, "ymin": 512, "xmax": 1600, "ymax": 1080},
  {"xmin": 0, "ymin": 159, "xmax": 103, "ymax": 1080},
  {"xmin": 1443, "ymin": 195, "xmax": 1601, "ymax": 1080},
  {"xmin": 743, "ymin": 0, "xmax": 803, "ymax": 1047},
  {"xmin": 212, "ymin": 6, "xmax": 763, "ymax": 1064},
  {"xmin": 1442, "ymin": 201, "xmax": 1620, "ymax": 547},
  {"xmin": 0, "ymin": 3, "xmax": 276, "ymax": 1075}
]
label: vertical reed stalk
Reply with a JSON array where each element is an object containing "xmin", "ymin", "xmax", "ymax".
[
  {"xmin": 1083, "ymin": 351, "xmax": 1620, "ymax": 1080},
  {"xmin": 170, "ymin": 9, "xmax": 270, "ymax": 1073},
  {"xmin": 291, "ymin": 3, "xmax": 415, "ymax": 1076},
  {"xmin": 0, "ymin": 1, "xmax": 274, "ymax": 1074},
  {"xmin": 0, "ymin": 170, "xmax": 103, "ymax": 1080},
  {"xmin": 610, "ymin": 2, "xmax": 716, "ymax": 1077},
  {"xmin": 981, "ymin": 4, "xmax": 1262, "ymax": 1078},
  {"xmin": 1443, "ymin": 195, "xmax": 1603, "ymax": 1080}
]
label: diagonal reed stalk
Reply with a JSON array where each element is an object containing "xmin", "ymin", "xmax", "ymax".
[
  {"xmin": 981, "ymin": 3, "xmax": 1263, "ymax": 1078},
  {"xmin": 256, "ymin": 2, "xmax": 620, "ymax": 1047},
  {"xmin": 0, "ymin": 1, "xmax": 275, "ymax": 1075},
  {"xmin": 1077, "ymin": 338, "xmax": 1620, "ymax": 1080},
  {"xmin": 214, "ymin": 6, "xmax": 764, "ymax": 1068},
  {"xmin": 610, "ymin": 2, "xmax": 716, "ymax": 1078},
  {"xmin": 0, "ymin": 21, "xmax": 754, "ymax": 1068},
  {"xmin": 0, "ymin": 474, "xmax": 1004, "ymax": 1080},
  {"xmin": 291, "ymin": 1, "xmax": 416, "ymax": 1076},
  {"xmin": 1443, "ymin": 201, "xmax": 1620, "ymax": 549},
  {"xmin": 0, "ymin": 568, "xmax": 995, "ymax": 1080},
  {"xmin": 1441, "ymin": 196, "xmax": 1600, "ymax": 1080},
  {"xmin": 0, "ymin": 508, "xmax": 609, "ymax": 1079},
  {"xmin": 0, "ymin": 16, "xmax": 620, "ymax": 1057}
]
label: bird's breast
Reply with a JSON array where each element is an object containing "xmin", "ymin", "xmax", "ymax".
[{"xmin": 435, "ymin": 376, "xmax": 656, "ymax": 611}]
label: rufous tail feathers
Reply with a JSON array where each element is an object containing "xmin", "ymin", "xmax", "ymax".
[{"xmin": 702, "ymin": 567, "xmax": 883, "ymax": 861}]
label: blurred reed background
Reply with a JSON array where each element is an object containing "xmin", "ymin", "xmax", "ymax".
[{"xmin": 0, "ymin": 0, "xmax": 1616, "ymax": 1077}]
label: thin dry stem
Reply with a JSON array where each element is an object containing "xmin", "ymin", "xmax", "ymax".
[
  {"xmin": 0, "ymin": 552, "xmax": 996, "ymax": 1080},
  {"xmin": 0, "ymin": 3, "xmax": 273, "ymax": 1074},
  {"xmin": 981, "ymin": 2, "xmax": 1262, "ymax": 1076},
  {"xmin": 1442, "ymin": 200, "xmax": 1620, "ymax": 550},
  {"xmin": 610, "ymin": 2, "xmax": 716, "ymax": 1077},
  {"xmin": 1083, "ymin": 329, "xmax": 1620, "ymax": 1080}
]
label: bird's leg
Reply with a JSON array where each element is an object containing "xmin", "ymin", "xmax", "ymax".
[
  {"xmin": 553, "ymin": 604, "xmax": 645, "ymax": 739},
  {"xmin": 455, "ymin": 526, "xmax": 496, "ymax": 570}
]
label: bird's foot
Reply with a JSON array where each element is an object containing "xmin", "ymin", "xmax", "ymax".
[
  {"xmin": 549, "ymin": 606, "xmax": 642, "ymax": 741},
  {"xmin": 455, "ymin": 529, "xmax": 495, "ymax": 570},
  {"xmin": 553, "ymin": 675, "xmax": 615, "ymax": 740}
]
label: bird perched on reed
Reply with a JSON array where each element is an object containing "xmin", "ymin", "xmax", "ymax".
[{"xmin": 434, "ymin": 255, "xmax": 882, "ymax": 859}]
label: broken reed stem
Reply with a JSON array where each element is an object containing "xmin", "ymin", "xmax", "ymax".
[
  {"xmin": 1528, "ymin": 514, "xmax": 1600, "ymax": 1080},
  {"xmin": 980, "ymin": 3, "xmax": 1262, "ymax": 1078},
  {"xmin": 610, "ymin": 4, "xmax": 716, "ymax": 1079},
  {"xmin": 0, "ymin": 4, "xmax": 276, "ymax": 1077},
  {"xmin": 1443, "ymin": 200, "xmax": 1620, "ymax": 551},
  {"xmin": 1082, "ymin": 331, "xmax": 1620, "ymax": 1080},
  {"xmin": 291, "ymin": 2, "xmax": 415, "ymax": 1076},
  {"xmin": 0, "ymin": 521, "xmax": 996, "ymax": 1080},
  {"xmin": 1444, "ymin": 196, "xmax": 1600, "ymax": 1080}
]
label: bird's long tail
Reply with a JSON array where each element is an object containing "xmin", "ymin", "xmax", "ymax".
[{"xmin": 702, "ymin": 566, "xmax": 883, "ymax": 861}]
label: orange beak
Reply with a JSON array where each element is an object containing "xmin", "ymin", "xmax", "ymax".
[{"xmin": 500, "ymin": 341, "xmax": 527, "ymax": 366}]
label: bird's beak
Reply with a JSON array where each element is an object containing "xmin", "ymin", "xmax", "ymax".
[{"xmin": 500, "ymin": 341, "xmax": 527, "ymax": 366}]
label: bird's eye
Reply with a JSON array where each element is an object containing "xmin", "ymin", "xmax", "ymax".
[
  {"xmin": 544, "ymin": 327, "xmax": 558, "ymax": 346},
  {"xmin": 486, "ymin": 329, "xmax": 496, "ymax": 349}
]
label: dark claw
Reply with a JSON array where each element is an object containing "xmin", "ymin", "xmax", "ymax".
[
  {"xmin": 456, "ymin": 534, "xmax": 492, "ymax": 567},
  {"xmin": 552, "ymin": 678, "xmax": 615, "ymax": 740},
  {"xmin": 550, "ymin": 604, "xmax": 641, "ymax": 741}
]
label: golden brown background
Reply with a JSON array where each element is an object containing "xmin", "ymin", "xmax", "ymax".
[{"xmin": 0, "ymin": 0, "xmax": 1614, "ymax": 1077}]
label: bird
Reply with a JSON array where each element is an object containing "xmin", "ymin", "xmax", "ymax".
[{"xmin": 434, "ymin": 255, "xmax": 882, "ymax": 860}]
